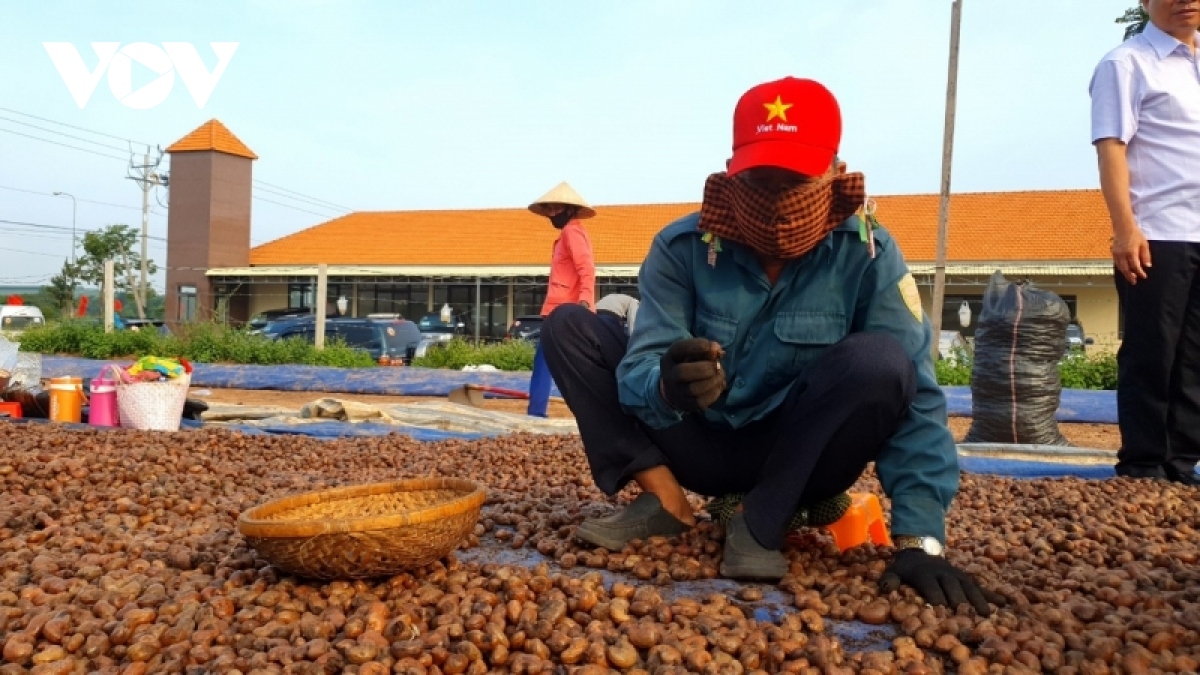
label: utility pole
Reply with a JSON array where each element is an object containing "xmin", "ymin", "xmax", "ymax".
[
  {"xmin": 315, "ymin": 264, "xmax": 328, "ymax": 350},
  {"xmin": 126, "ymin": 145, "xmax": 165, "ymax": 320},
  {"xmin": 103, "ymin": 260, "xmax": 115, "ymax": 334},
  {"xmin": 930, "ymin": 0, "xmax": 963, "ymax": 359}
]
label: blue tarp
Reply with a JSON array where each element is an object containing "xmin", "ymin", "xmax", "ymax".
[
  {"xmin": 40, "ymin": 357, "xmax": 1116, "ymax": 422},
  {"xmin": 39, "ymin": 356, "xmax": 563, "ymax": 398},
  {"xmin": 958, "ymin": 456, "xmax": 1115, "ymax": 479},
  {"xmin": 942, "ymin": 386, "xmax": 1117, "ymax": 424}
]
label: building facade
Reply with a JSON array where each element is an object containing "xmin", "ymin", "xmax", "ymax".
[{"xmin": 164, "ymin": 122, "xmax": 1121, "ymax": 347}]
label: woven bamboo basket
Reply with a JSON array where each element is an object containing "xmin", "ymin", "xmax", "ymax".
[{"xmin": 237, "ymin": 478, "xmax": 485, "ymax": 579}]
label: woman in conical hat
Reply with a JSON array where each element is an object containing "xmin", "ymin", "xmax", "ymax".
[{"xmin": 526, "ymin": 182, "xmax": 596, "ymax": 418}]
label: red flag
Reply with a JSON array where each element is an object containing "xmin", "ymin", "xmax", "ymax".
[
  {"xmin": 77, "ymin": 296, "xmax": 89, "ymax": 317},
  {"xmin": 5, "ymin": 295, "xmax": 22, "ymax": 306}
]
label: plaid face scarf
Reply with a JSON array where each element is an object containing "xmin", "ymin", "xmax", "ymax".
[{"xmin": 698, "ymin": 171, "xmax": 866, "ymax": 260}]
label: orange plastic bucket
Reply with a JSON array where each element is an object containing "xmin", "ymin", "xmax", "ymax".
[{"xmin": 49, "ymin": 376, "xmax": 84, "ymax": 423}]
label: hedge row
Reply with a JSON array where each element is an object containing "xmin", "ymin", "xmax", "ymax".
[
  {"xmin": 16, "ymin": 322, "xmax": 1119, "ymax": 389},
  {"xmin": 15, "ymin": 321, "xmax": 375, "ymax": 368},
  {"xmin": 934, "ymin": 350, "xmax": 1117, "ymax": 390}
]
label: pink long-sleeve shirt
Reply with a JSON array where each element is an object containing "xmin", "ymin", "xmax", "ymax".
[{"xmin": 540, "ymin": 219, "xmax": 595, "ymax": 316}]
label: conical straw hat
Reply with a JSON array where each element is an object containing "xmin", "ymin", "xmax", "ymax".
[{"xmin": 528, "ymin": 182, "xmax": 596, "ymax": 219}]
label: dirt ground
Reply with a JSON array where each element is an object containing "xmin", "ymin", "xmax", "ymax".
[{"xmin": 194, "ymin": 387, "xmax": 1121, "ymax": 451}]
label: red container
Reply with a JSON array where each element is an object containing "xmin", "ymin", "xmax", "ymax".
[{"xmin": 0, "ymin": 402, "xmax": 22, "ymax": 419}]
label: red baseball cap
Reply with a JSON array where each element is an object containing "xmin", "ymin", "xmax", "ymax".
[{"xmin": 727, "ymin": 77, "xmax": 842, "ymax": 177}]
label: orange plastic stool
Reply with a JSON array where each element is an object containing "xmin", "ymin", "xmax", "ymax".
[
  {"xmin": 822, "ymin": 492, "xmax": 892, "ymax": 552},
  {"xmin": 0, "ymin": 402, "xmax": 22, "ymax": 419}
]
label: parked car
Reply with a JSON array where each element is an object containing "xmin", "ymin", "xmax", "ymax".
[
  {"xmin": 248, "ymin": 307, "xmax": 312, "ymax": 334},
  {"xmin": 507, "ymin": 316, "xmax": 544, "ymax": 343},
  {"xmin": 0, "ymin": 305, "xmax": 45, "ymax": 337},
  {"xmin": 120, "ymin": 318, "xmax": 171, "ymax": 335},
  {"xmin": 1066, "ymin": 322, "xmax": 1094, "ymax": 354},
  {"xmin": 414, "ymin": 311, "xmax": 470, "ymax": 358},
  {"xmin": 368, "ymin": 318, "xmax": 423, "ymax": 363},
  {"xmin": 270, "ymin": 318, "xmax": 422, "ymax": 364},
  {"xmin": 937, "ymin": 330, "xmax": 969, "ymax": 362}
]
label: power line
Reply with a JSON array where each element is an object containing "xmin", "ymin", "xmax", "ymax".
[
  {"xmin": 0, "ymin": 218, "xmax": 168, "ymax": 242},
  {"xmin": 0, "ymin": 115, "xmax": 128, "ymax": 153},
  {"xmin": 253, "ymin": 195, "xmax": 341, "ymax": 219},
  {"xmin": 0, "ymin": 184, "xmax": 157, "ymax": 213},
  {"xmin": 253, "ymin": 185, "xmax": 348, "ymax": 215},
  {"xmin": 254, "ymin": 179, "xmax": 353, "ymax": 212},
  {"xmin": 0, "ymin": 246, "xmax": 64, "ymax": 259},
  {"xmin": 0, "ymin": 106, "xmax": 151, "ymax": 147},
  {"xmin": 0, "ymin": 127, "xmax": 127, "ymax": 162}
]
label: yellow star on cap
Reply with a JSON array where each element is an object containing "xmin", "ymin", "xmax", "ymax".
[{"xmin": 763, "ymin": 95, "xmax": 793, "ymax": 122}]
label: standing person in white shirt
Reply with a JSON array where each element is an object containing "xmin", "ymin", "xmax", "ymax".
[{"xmin": 1090, "ymin": 0, "xmax": 1200, "ymax": 484}]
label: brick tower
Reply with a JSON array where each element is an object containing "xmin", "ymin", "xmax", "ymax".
[{"xmin": 164, "ymin": 119, "xmax": 257, "ymax": 324}]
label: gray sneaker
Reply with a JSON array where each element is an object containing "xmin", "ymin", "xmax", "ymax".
[
  {"xmin": 719, "ymin": 512, "xmax": 788, "ymax": 581},
  {"xmin": 576, "ymin": 492, "xmax": 692, "ymax": 550}
]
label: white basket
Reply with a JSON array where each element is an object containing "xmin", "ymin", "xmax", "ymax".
[{"xmin": 115, "ymin": 373, "xmax": 191, "ymax": 431}]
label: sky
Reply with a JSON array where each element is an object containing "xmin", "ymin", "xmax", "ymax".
[{"xmin": 0, "ymin": 0, "xmax": 1138, "ymax": 288}]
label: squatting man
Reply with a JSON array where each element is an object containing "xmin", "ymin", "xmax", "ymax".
[{"xmin": 541, "ymin": 76, "xmax": 1002, "ymax": 614}]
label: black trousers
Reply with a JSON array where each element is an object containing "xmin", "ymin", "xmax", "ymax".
[
  {"xmin": 1115, "ymin": 241, "xmax": 1200, "ymax": 477},
  {"xmin": 540, "ymin": 304, "xmax": 916, "ymax": 549}
]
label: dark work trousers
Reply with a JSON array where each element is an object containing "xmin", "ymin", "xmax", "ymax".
[
  {"xmin": 541, "ymin": 304, "xmax": 916, "ymax": 550},
  {"xmin": 1115, "ymin": 241, "xmax": 1200, "ymax": 478}
]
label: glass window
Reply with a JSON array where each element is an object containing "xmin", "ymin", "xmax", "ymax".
[
  {"xmin": 288, "ymin": 284, "xmax": 313, "ymax": 309},
  {"xmin": 179, "ymin": 285, "xmax": 197, "ymax": 322},
  {"xmin": 339, "ymin": 325, "xmax": 380, "ymax": 349},
  {"xmin": 512, "ymin": 283, "xmax": 545, "ymax": 320}
]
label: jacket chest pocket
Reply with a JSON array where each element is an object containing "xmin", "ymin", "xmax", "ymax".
[
  {"xmin": 766, "ymin": 310, "xmax": 847, "ymax": 382},
  {"xmin": 695, "ymin": 309, "xmax": 738, "ymax": 352}
]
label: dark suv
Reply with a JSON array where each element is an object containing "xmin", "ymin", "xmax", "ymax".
[
  {"xmin": 1065, "ymin": 322, "xmax": 1094, "ymax": 355},
  {"xmin": 248, "ymin": 307, "xmax": 312, "ymax": 333},
  {"xmin": 272, "ymin": 318, "xmax": 422, "ymax": 364},
  {"xmin": 507, "ymin": 316, "xmax": 544, "ymax": 343}
]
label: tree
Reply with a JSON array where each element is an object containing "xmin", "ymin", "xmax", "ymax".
[
  {"xmin": 75, "ymin": 224, "xmax": 157, "ymax": 319},
  {"xmin": 42, "ymin": 259, "xmax": 81, "ymax": 319},
  {"xmin": 1117, "ymin": 5, "xmax": 1149, "ymax": 40}
]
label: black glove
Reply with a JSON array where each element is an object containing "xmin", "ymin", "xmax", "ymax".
[
  {"xmin": 659, "ymin": 338, "xmax": 726, "ymax": 413},
  {"xmin": 879, "ymin": 549, "xmax": 1005, "ymax": 616}
]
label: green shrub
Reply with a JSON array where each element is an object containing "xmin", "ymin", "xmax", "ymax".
[
  {"xmin": 934, "ymin": 356, "xmax": 972, "ymax": 386},
  {"xmin": 16, "ymin": 321, "xmax": 374, "ymax": 368},
  {"xmin": 413, "ymin": 338, "xmax": 536, "ymax": 371},
  {"xmin": 931, "ymin": 349, "xmax": 1118, "ymax": 390},
  {"xmin": 1058, "ymin": 351, "xmax": 1118, "ymax": 390}
]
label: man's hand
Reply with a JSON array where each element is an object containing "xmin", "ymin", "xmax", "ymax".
[
  {"xmin": 879, "ymin": 549, "xmax": 1004, "ymax": 616},
  {"xmin": 659, "ymin": 338, "xmax": 726, "ymax": 413},
  {"xmin": 1113, "ymin": 228, "xmax": 1151, "ymax": 285}
]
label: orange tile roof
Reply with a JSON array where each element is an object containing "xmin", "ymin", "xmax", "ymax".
[
  {"xmin": 249, "ymin": 189, "xmax": 1110, "ymax": 266},
  {"xmin": 166, "ymin": 119, "xmax": 258, "ymax": 160}
]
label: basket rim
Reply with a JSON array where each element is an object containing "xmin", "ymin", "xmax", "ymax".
[
  {"xmin": 116, "ymin": 373, "xmax": 191, "ymax": 387},
  {"xmin": 236, "ymin": 477, "xmax": 485, "ymax": 538}
]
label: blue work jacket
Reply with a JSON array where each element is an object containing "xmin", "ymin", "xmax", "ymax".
[{"xmin": 616, "ymin": 212, "xmax": 959, "ymax": 542}]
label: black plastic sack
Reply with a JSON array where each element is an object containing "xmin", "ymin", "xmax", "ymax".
[{"xmin": 964, "ymin": 271, "xmax": 1071, "ymax": 446}]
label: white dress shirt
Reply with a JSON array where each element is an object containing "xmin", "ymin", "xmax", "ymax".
[{"xmin": 1090, "ymin": 22, "xmax": 1200, "ymax": 242}]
